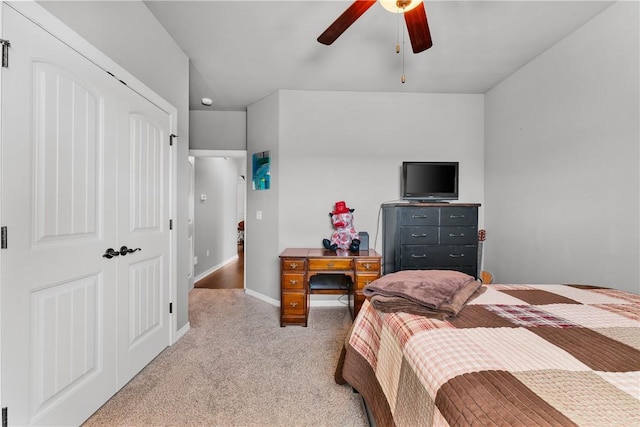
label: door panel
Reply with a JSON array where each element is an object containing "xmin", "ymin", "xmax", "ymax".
[
  {"xmin": 1, "ymin": 7, "xmax": 118, "ymax": 425},
  {"xmin": 33, "ymin": 61, "xmax": 100, "ymax": 243},
  {"xmin": 117, "ymin": 98, "xmax": 170, "ymax": 387}
]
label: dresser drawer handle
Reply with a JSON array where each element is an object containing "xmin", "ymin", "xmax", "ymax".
[
  {"xmin": 411, "ymin": 233, "xmax": 427, "ymax": 238},
  {"xmin": 411, "ymin": 215, "xmax": 428, "ymax": 219},
  {"xmin": 289, "ymin": 301, "xmax": 298, "ymax": 307},
  {"xmin": 289, "ymin": 279, "xmax": 298, "ymax": 285},
  {"xmin": 327, "ymin": 262, "xmax": 335, "ymax": 268},
  {"xmin": 363, "ymin": 263, "xmax": 372, "ymax": 269},
  {"xmin": 289, "ymin": 262, "xmax": 298, "ymax": 269},
  {"xmin": 449, "ymin": 253, "xmax": 465, "ymax": 258},
  {"xmin": 411, "ymin": 254, "xmax": 427, "ymax": 258},
  {"xmin": 449, "ymin": 214, "xmax": 465, "ymax": 219},
  {"xmin": 364, "ymin": 279, "xmax": 372, "ymax": 285},
  {"xmin": 449, "ymin": 233, "xmax": 465, "ymax": 237}
]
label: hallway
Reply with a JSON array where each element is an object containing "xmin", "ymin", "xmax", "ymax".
[{"xmin": 194, "ymin": 244, "xmax": 244, "ymax": 289}]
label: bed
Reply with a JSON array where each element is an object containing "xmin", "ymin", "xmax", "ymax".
[{"xmin": 335, "ymin": 282, "xmax": 640, "ymax": 426}]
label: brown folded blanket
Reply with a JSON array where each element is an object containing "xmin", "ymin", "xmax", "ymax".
[
  {"xmin": 363, "ymin": 270, "xmax": 476, "ymax": 308},
  {"xmin": 369, "ymin": 280, "xmax": 485, "ymax": 319}
]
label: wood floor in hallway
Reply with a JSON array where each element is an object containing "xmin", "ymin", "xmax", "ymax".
[{"xmin": 195, "ymin": 245, "xmax": 244, "ymax": 289}]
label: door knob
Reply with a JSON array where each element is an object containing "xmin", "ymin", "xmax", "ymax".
[
  {"xmin": 103, "ymin": 248, "xmax": 120, "ymax": 259},
  {"xmin": 120, "ymin": 246, "xmax": 142, "ymax": 256}
]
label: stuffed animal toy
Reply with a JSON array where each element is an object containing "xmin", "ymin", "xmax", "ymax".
[{"xmin": 322, "ymin": 201, "xmax": 361, "ymax": 252}]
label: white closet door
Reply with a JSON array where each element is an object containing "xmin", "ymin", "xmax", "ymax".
[
  {"xmin": 115, "ymin": 89, "xmax": 171, "ymax": 388},
  {"xmin": 0, "ymin": 5, "xmax": 170, "ymax": 425}
]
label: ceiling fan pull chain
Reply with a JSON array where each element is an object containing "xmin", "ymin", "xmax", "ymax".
[
  {"xmin": 396, "ymin": 6, "xmax": 401, "ymax": 54},
  {"xmin": 401, "ymin": 11, "xmax": 407, "ymax": 84}
]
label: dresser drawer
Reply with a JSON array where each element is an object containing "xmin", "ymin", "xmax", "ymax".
[
  {"xmin": 282, "ymin": 292, "xmax": 305, "ymax": 315},
  {"xmin": 308, "ymin": 258, "xmax": 353, "ymax": 271},
  {"xmin": 281, "ymin": 272, "xmax": 305, "ymax": 290},
  {"xmin": 440, "ymin": 207, "xmax": 476, "ymax": 226},
  {"xmin": 440, "ymin": 226, "xmax": 477, "ymax": 244},
  {"xmin": 400, "ymin": 207, "xmax": 440, "ymax": 226},
  {"xmin": 400, "ymin": 226, "xmax": 438, "ymax": 244},
  {"xmin": 400, "ymin": 245, "xmax": 477, "ymax": 268},
  {"xmin": 355, "ymin": 259, "xmax": 380, "ymax": 273}
]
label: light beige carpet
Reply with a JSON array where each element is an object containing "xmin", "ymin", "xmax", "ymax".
[{"xmin": 82, "ymin": 289, "xmax": 368, "ymax": 427}]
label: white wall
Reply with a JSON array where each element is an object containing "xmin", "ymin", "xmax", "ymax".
[
  {"xmin": 190, "ymin": 110, "xmax": 246, "ymax": 150},
  {"xmin": 247, "ymin": 90, "xmax": 485, "ymax": 301},
  {"xmin": 38, "ymin": 0, "xmax": 192, "ymax": 327},
  {"xmin": 246, "ymin": 92, "xmax": 281, "ymax": 301},
  {"xmin": 193, "ymin": 157, "xmax": 244, "ymax": 280},
  {"xmin": 484, "ymin": 1, "xmax": 639, "ymax": 293}
]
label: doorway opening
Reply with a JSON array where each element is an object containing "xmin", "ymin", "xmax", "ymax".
[{"xmin": 188, "ymin": 150, "xmax": 246, "ymax": 291}]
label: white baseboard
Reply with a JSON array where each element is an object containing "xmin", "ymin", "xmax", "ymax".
[
  {"xmin": 174, "ymin": 322, "xmax": 190, "ymax": 344},
  {"xmin": 245, "ymin": 288, "xmax": 280, "ymax": 306},
  {"xmin": 194, "ymin": 254, "xmax": 238, "ymax": 283},
  {"xmin": 310, "ymin": 299, "xmax": 349, "ymax": 307}
]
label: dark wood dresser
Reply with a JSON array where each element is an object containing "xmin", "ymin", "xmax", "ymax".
[{"xmin": 382, "ymin": 203, "xmax": 480, "ymax": 277}]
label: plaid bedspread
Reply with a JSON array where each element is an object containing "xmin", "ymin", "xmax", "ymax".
[{"xmin": 336, "ymin": 284, "xmax": 640, "ymax": 427}]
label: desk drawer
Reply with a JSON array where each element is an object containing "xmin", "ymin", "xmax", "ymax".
[
  {"xmin": 282, "ymin": 272, "xmax": 305, "ymax": 290},
  {"xmin": 355, "ymin": 273, "xmax": 378, "ymax": 290},
  {"xmin": 281, "ymin": 258, "xmax": 306, "ymax": 271},
  {"xmin": 355, "ymin": 259, "xmax": 380, "ymax": 273},
  {"xmin": 308, "ymin": 258, "xmax": 353, "ymax": 271},
  {"xmin": 282, "ymin": 292, "xmax": 305, "ymax": 315}
]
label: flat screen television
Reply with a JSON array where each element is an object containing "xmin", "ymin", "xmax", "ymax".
[{"xmin": 402, "ymin": 161, "xmax": 459, "ymax": 202}]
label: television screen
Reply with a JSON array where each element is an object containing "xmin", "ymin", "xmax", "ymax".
[{"xmin": 402, "ymin": 161, "xmax": 459, "ymax": 201}]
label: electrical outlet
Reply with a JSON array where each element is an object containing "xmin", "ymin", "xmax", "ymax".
[
  {"xmin": 206, "ymin": 250, "xmax": 210, "ymax": 257},
  {"xmin": 256, "ymin": 210, "xmax": 262, "ymax": 220},
  {"xmin": 194, "ymin": 256, "xmax": 198, "ymax": 265}
]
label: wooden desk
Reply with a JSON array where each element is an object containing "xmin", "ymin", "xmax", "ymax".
[{"xmin": 279, "ymin": 248, "xmax": 381, "ymax": 327}]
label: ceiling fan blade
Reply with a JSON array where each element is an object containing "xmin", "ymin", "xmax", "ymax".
[
  {"xmin": 317, "ymin": 0, "xmax": 377, "ymax": 45},
  {"xmin": 404, "ymin": 2, "xmax": 432, "ymax": 53}
]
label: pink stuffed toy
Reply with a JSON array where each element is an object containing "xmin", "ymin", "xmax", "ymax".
[{"xmin": 323, "ymin": 201, "xmax": 361, "ymax": 252}]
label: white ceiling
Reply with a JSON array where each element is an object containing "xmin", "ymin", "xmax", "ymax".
[{"xmin": 143, "ymin": 1, "xmax": 614, "ymax": 111}]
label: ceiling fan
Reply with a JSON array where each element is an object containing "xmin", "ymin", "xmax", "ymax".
[{"xmin": 317, "ymin": 0, "xmax": 433, "ymax": 54}]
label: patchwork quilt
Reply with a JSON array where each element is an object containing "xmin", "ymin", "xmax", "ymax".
[{"xmin": 335, "ymin": 284, "xmax": 640, "ymax": 427}]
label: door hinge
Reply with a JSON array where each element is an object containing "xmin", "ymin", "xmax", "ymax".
[
  {"xmin": 169, "ymin": 302, "xmax": 173, "ymax": 314},
  {"xmin": 169, "ymin": 219, "xmax": 173, "ymax": 230},
  {"xmin": 2, "ymin": 406, "xmax": 7, "ymax": 427},
  {"xmin": 1, "ymin": 226, "xmax": 7, "ymax": 249},
  {"xmin": 170, "ymin": 134, "xmax": 178, "ymax": 146},
  {"xmin": 0, "ymin": 39, "xmax": 10, "ymax": 68}
]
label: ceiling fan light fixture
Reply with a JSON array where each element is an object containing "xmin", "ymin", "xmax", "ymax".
[{"xmin": 380, "ymin": 0, "xmax": 423, "ymax": 14}]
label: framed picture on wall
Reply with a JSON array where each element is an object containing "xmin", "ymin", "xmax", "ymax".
[{"xmin": 252, "ymin": 150, "xmax": 270, "ymax": 190}]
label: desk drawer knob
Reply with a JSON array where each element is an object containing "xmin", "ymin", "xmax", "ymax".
[
  {"xmin": 327, "ymin": 263, "xmax": 335, "ymax": 268},
  {"xmin": 289, "ymin": 279, "xmax": 298, "ymax": 285},
  {"xmin": 364, "ymin": 279, "xmax": 372, "ymax": 285},
  {"xmin": 289, "ymin": 262, "xmax": 298, "ymax": 269},
  {"xmin": 289, "ymin": 301, "xmax": 298, "ymax": 307}
]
